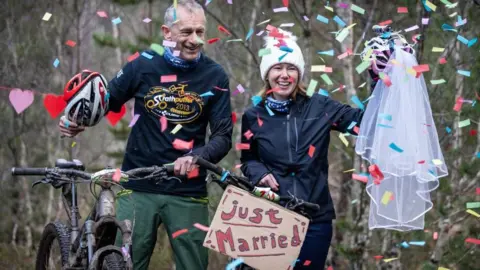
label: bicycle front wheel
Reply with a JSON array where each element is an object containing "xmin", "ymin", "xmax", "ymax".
[
  {"xmin": 35, "ymin": 222, "xmax": 71, "ymax": 270},
  {"xmin": 101, "ymin": 252, "xmax": 126, "ymax": 270}
]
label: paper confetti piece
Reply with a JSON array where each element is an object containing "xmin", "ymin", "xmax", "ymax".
[
  {"xmin": 172, "ymin": 139, "xmax": 193, "ymax": 150},
  {"xmin": 226, "ymin": 258, "xmax": 245, "ymax": 270},
  {"xmin": 389, "ymin": 142, "xmax": 403, "ymax": 153},
  {"xmin": 42, "ymin": 12, "xmax": 52, "ymax": 21},
  {"xmin": 251, "ymin": 96, "xmax": 262, "ymax": 106},
  {"xmin": 347, "ymin": 121, "xmax": 357, "ymax": 130},
  {"xmin": 466, "ymin": 202, "xmax": 480, "ymax": 208},
  {"xmin": 468, "ymin": 38, "xmax": 478, "ymax": 48},
  {"xmin": 257, "ymin": 114, "xmax": 263, "ymax": 127},
  {"xmin": 405, "ymin": 25, "xmax": 419, "ymax": 32},
  {"xmin": 318, "ymin": 49, "xmax": 335, "ymax": 56},
  {"xmin": 65, "ymin": 40, "xmax": 76, "ymax": 47},
  {"xmin": 356, "ymin": 61, "xmax": 370, "ymax": 74},
  {"xmin": 303, "ymin": 16, "xmax": 309, "ymax": 21},
  {"xmin": 97, "ymin": 11, "xmax": 108, "ymax": 18},
  {"xmin": 339, "ymin": 133, "xmax": 349, "ymax": 147},
  {"xmin": 457, "ymin": 35, "xmax": 469, "ymax": 45},
  {"xmin": 53, "ymin": 58, "xmax": 60, "ymax": 68},
  {"xmin": 243, "ymin": 130, "xmax": 254, "ymax": 140},
  {"xmin": 351, "ymin": 96, "xmax": 364, "ymax": 110},
  {"xmin": 433, "ymin": 232, "xmax": 439, "ymax": 240},
  {"xmin": 343, "ymin": 168, "xmax": 355, "ymax": 173},
  {"xmin": 316, "ymin": 14, "xmax": 329, "ymax": 24},
  {"xmin": 383, "ymin": 257, "xmax": 398, "ymax": 263},
  {"xmin": 306, "ymin": 79, "xmax": 318, "ymax": 97},
  {"xmin": 351, "ymin": 4, "xmax": 365, "ymax": 14},
  {"xmin": 128, "ymin": 114, "xmax": 140, "ymax": 127},
  {"xmin": 162, "ymin": 40, "xmax": 176, "ymax": 48},
  {"xmin": 438, "ymin": 267, "xmax": 450, "ymax": 270},
  {"xmin": 413, "ymin": 64, "xmax": 430, "ymax": 73},
  {"xmin": 193, "ymin": 223, "xmax": 209, "ymax": 232},
  {"xmin": 321, "ymin": 74, "xmax": 333, "ymax": 85},
  {"xmin": 245, "ymin": 28, "xmax": 254, "ymax": 41},
  {"xmin": 319, "ymin": 89, "xmax": 329, "ymax": 96},
  {"xmin": 71, "ymin": 141, "xmax": 76, "ymax": 148},
  {"xmin": 476, "ymin": 187, "xmax": 480, "ymax": 195},
  {"xmin": 236, "ymin": 143, "xmax": 250, "ymax": 150},
  {"xmin": 333, "ymin": 15, "xmax": 346, "ymax": 27},
  {"xmin": 143, "ymin": 18, "xmax": 152, "ymax": 23},
  {"xmin": 171, "ymin": 124, "xmax": 182, "ymax": 134},
  {"xmin": 352, "ymin": 173, "xmax": 368, "ymax": 183},
  {"xmin": 397, "ymin": 7, "xmax": 408, "ymax": 13},
  {"xmin": 430, "ymin": 79, "xmax": 446, "ymax": 85},
  {"xmin": 409, "ymin": 241, "xmax": 426, "ymax": 246},
  {"xmin": 172, "ymin": 228, "xmax": 188, "ymax": 239},
  {"xmin": 465, "ymin": 238, "xmax": 480, "ymax": 245},
  {"xmin": 141, "ymin": 52, "xmax": 154, "ymax": 59},
  {"xmin": 336, "ymin": 28, "xmax": 350, "ymax": 42},
  {"xmin": 112, "ymin": 168, "xmax": 122, "ymax": 183},
  {"xmin": 422, "ymin": 18, "xmax": 429, "ymax": 25},
  {"xmin": 273, "ymin": 7, "xmax": 288, "ymax": 13},
  {"xmin": 161, "ymin": 75, "xmax": 177, "ymax": 83},
  {"xmin": 457, "ymin": 70, "xmax": 471, "ymax": 77},
  {"xmin": 279, "ymin": 23, "xmax": 294, "ymax": 27},
  {"xmin": 432, "ymin": 159, "xmax": 443, "ymax": 166},
  {"xmin": 458, "ymin": 119, "xmax": 471, "ymax": 128},
  {"xmin": 126, "ymin": 52, "xmax": 139, "ymax": 62},
  {"xmin": 112, "ymin": 17, "xmax": 122, "ymax": 25},
  {"xmin": 325, "ymin": 6, "xmax": 334, "ymax": 12},
  {"xmin": 160, "ymin": 116, "xmax": 167, "ymax": 132},
  {"xmin": 378, "ymin": 20, "xmax": 393, "ymax": 26},
  {"xmin": 425, "ymin": 0, "xmax": 437, "ymax": 11},
  {"xmin": 265, "ymin": 105, "xmax": 275, "ymax": 116},
  {"xmin": 307, "ymin": 145, "xmax": 316, "ymax": 158},
  {"xmin": 303, "ymin": 260, "xmax": 311, "ymax": 266},
  {"xmin": 439, "ymin": 57, "xmax": 447, "ymax": 64},
  {"xmin": 440, "ymin": 0, "xmax": 453, "ymax": 4},
  {"xmin": 311, "ymin": 65, "xmax": 326, "ymax": 72},
  {"xmin": 187, "ymin": 167, "xmax": 199, "ymax": 178},
  {"xmin": 467, "ymin": 209, "xmax": 480, "ymax": 218},
  {"xmin": 236, "ymin": 84, "xmax": 245, "ymax": 93},
  {"xmin": 257, "ymin": 19, "xmax": 271, "ymax": 26}
]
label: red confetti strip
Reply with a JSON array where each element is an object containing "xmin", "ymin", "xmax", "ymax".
[
  {"xmin": 172, "ymin": 228, "xmax": 189, "ymax": 239},
  {"xmin": 244, "ymin": 129, "xmax": 254, "ymax": 140},
  {"xmin": 476, "ymin": 187, "xmax": 480, "ymax": 195},
  {"xmin": 470, "ymin": 129, "xmax": 477, "ymax": 136},
  {"xmin": 465, "ymin": 238, "xmax": 480, "ymax": 245},
  {"xmin": 303, "ymin": 260, "xmax": 311, "ymax": 266},
  {"xmin": 352, "ymin": 173, "xmax": 368, "ymax": 183},
  {"xmin": 397, "ymin": 7, "xmax": 408, "ymax": 13},
  {"xmin": 266, "ymin": 24, "xmax": 277, "ymax": 31},
  {"xmin": 418, "ymin": 160, "xmax": 425, "ymax": 164},
  {"xmin": 161, "ymin": 75, "xmax": 177, "ymax": 83},
  {"xmin": 257, "ymin": 114, "xmax": 263, "ymax": 127},
  {"xmin": 193, "ymin": 223, "xmax": 210, "ymax": 232},
  {"xmin": 283, "ymin": 0, "xmax": 289, "ymax": 8},
  {"xmin": 439, "ymin": 57, "xmax": 447, "ymax": 64},
  {"xmin": 266, "ymin": 87, "xmax": 280, "ymax": 95},
  {"xmin": 378, "ymin": 20, "xmax": 393, "ymax": 26},
  {"xmin": 308, "ymin": 145, "xmax": 315, "ymax": 158},
  {"xmin": 112, "ymin": 168, "xmax": 121, "ymax": 183},
  {"xmin": 172, "ymin": 139, "xmax": 193, "ymax": 150},
  {"xmin": 373, "ymin": 255, "xmax": 383, "ymax": 260},
  {"xmin": 128, "ymin": 52, "xmax": 140, "ymax": 62},
  {"xmin": 213, "ymin": 86, "xmax": 228, "ymax": 91},
  {"xmin": 236, "ymin": 143, "xmax": 250, "ymax": 150},
  {"xmin": 353, "ymin": 126, "xmax": 359, "ymax": 134},
  {"xmin": 327, "ymin": 266, "xmax": 333, "ymax": 270},
  {"xmin": 218, "ymin": 25, "xmax": 231, "ymax": 35},
  {"xmin": 160, "ymin": 116, "xmax": 168, "ymax": 132},
  {"xmin": 65, "ymin": 40, "xmax": 77, "ymax": 47},
  {"xmin": 208, "ymin": 38, "xmax": 220, "ymax": 44},
  {"xmin": 453, "ymin": 96, "xmax": 463, "ymax": 112},
  {"xmin": 187, "ymin": 167, "xmax": 199, "ymax": 178},
  {"xmin": 231, "ymin": 112, "xmax": 237, "ymax": 123}
]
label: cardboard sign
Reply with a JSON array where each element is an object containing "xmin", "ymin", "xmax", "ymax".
[{"xmin": 204, "ymin": 185, "xmax": 309, "ymax": 270}]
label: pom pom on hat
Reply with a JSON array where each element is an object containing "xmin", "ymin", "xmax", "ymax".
[{"xmin": 259, "ymin": 28, "xmax": 305, "ymax": 80}]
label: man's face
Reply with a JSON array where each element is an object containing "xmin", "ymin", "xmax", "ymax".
[{"xmin": 162, "ymin": 7, "xmax": 206, "ymax": 61}]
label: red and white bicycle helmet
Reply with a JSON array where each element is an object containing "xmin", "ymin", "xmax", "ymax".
[{"xmin": 63, "ymin": 70, "xmax": 109, "ymax": 126}]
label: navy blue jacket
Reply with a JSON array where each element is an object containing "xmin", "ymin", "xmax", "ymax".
[{"xmin": 240, "ymin": 94, "xmax": 364, "ymax": 223}]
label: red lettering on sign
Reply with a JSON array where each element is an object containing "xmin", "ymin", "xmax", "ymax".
[
  {"xmin": 270, "ymin": 233, "xmax": 277, "ymax": 248},
  {"xmin": 252, "ymin": 236, "xmax": 260, "ymax": 250},
  {"xmin": 260, "ymin": 236, "xmax": 268, "ymax": 249},
  {"xmin": 266, "ymin": 208, "xmax": 283, "ymax": 224},
  {"xmin": 249, "ymin": 208, "xmax": 263, "ymax": 224},
  {"xmin": 238, "ymin": 238, "xmax": 250, "ymax": 252},
  {"xmin": 278, "ymin": 235, "xmax": 288, "ymax": 248},
  {"xmin": 215, "ymin": 227, "xmax": 235, "ymax": 254},
  {"xmin": 291, "ymin": 225, "xmax": 301, "ymax": 247},
  {"xmin": 221, "ymin": 200, "xmax": 238, "ymax": 221},
  {"xmin": 239, "ymin": 207, "xmax": 248, "ymax": 219}
]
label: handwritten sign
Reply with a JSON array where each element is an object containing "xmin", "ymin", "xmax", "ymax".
[{"xmin": 204, "ymin": 185, "xmax": 309, "ymax": 270}]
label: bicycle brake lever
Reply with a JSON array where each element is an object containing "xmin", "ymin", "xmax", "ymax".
[{"xmin": 32, "ymin": 178, "xmax": 51, "ymax": 188}]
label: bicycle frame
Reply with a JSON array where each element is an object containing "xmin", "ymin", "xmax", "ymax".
[{"xmin": 60, "ymin": 170, "xmax": 133, "ymax": 269}]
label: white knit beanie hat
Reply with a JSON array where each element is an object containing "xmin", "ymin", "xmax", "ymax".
[{"xmin": 260, "ymin": 29, "xmax": 305, "ymax": 81}]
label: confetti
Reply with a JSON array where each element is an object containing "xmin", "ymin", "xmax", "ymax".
[
  {"xmin": 389, "ymin": 142, "xmax": 403, "ymax": 153},
  {"xmin": 243, "ymin": 130, "xmax": 254, "ymax": 140},
  {"xmin": 466, "ymin": 202, "xmax": 480, "ymax": 208},
  {"xmin": 162, "ymin": 40, "xmax": 177, "ymax": 48},
  {"xmin": 42, "ymin": 12, "xmax": 52, "ymax": 21},
  {"xmin": 476, "ymin": 187, "xmax": 480, "ymax": 195},
  {"xmin": 405, "ymin": 25, "xmax": 419, "ymax": 32},
  {"xmin": 351, "ymin": 4, "xmax": 365, "ymax": 14},
  {"xmin": 321, "ymin": 74, "xmax": 333, "ymax": 85},
  {"xmin": 217, "ymin": 25, "xmax": 231, "ymax": 35},
  {"xmin": 193, "ymin": 223, "xmax": 209, "ymax": 232},
  {"xmin": 422, "ymin": 18, "xmax": 429, "ymax": 25},
  {"xmin": 171, "ymin": 124, "xmax": 183, "ymax": 134},
  {"xmin": 258, "ymin": 48, "xmax": 271, "ymax": 57},
  {"xmin": 112, "ymin": 17, "xmax": 122, "ymax": 25},
  {"xmin": 355, "ymin": 61, "xmax": 370, "ymax": 74},
  {"xmin": 257, "ymin": 114, "xmax": 263, "ymax": 127},
  {"xmin": 333, "ymin": 15, "xmax": 346, "ymax": 27},
  {"xmin": 351, "ymin": 96, "xmax": 365, "ymax": 110},
  {"xmin": 128, "ymin": 114, "xmax": 140, "ymax": 127},
  {"xmin": 303, "ymin": 260, "xmax": 311, "ymax": 266},
  {"xmin": 339, "ymin": 133, "xmax": 349, "ymax": 146},
  {"xmin": 172, "ymin": 228, "xmax": 189, "ymax": 239},
  {"xmin": 96, "ymin": 11, "xmax": 108, "ymax": 18},
  {"xmin": 187, "ymin": 167, "xmax": 199, "ymax": 178},
  {"xmin": 306, "ymin": 79, "xmax": 318, "ymax": 97},
  {"xmin": 409, "ymin": 241, "xmax": 426, "ymax": 246},
  {"xmin": 112, "ymin": 168, "xmax": 122, "ymax": 183},
  {"xmin": 316, "ymin": 14, "xmax": 329, "ymax": 24},
  {"xmin": 160, "ymin": 116, "xmax": 168, "ymax": 132},
  {"xmin": 65, "ymin": 40, "xmax": 76, "ymax": 47},
  {"xmin": 397, "ymin": 7, "xmax": 408, "ymax": 13},
  {"xmin": 439, "ymin": 57, "xmax": 447, "ymax": 64},
  {"xmin": 383, "ymin": 257, "xmax": 398, "ymax": 263},
  {"xmin": 251, "ymin": 95, "xmax": 262, "ymax": 106},
  {"xmin": 458, "ymin": 119, "xmax": 471, "ymax": 128},
  {"xmin": 200, "ymin": 91, "xmax": 214, "ymax": 97},
  {"xmin": 236, "ymin": 84, "xmax": 245, "ymax": 93},
  {"xmin": 53, "ymin": 58, "xmax": 60, "ymax": 68},
  {"xmin": 336, "ymin": 28, "xmax": 350, "ymax": 42},
  {"xmin": 208, "ymin": 38, "xmax": 220, "ymax": 44},
  {"xmin": 172, "ymin": 139, "xmax": 193, "ymax": 150},
  {"xmin": 141, "ymin": 52, "xmax": 154, "ymax": 59},
  {"xmin": 457, "ymin": 70, "xmax": 471, "ymax": 77},
  {"xmin": 143, "ymin": 18, "xmax": 152, "ymax": 23},
  {"xmin": 71, "ymin": 141, "xmax": 76, "ymax": 147},
  {"xmin": 127, "ymin": 52, "xmax": 140, "ymax": 62},
  {"xmin": 433, "ymin": 232, "xmax": 438, "ymax": 240},
  {"xmin": 319, "ymin": 89, "xmax": 329, "ymax": 96},
  {"xmin": 312, "ymin": 65, "xmax": 326, "ymax": 72},
  {"xmin": 432, "ymin": 47, "xmax": 445, "ymax": 52},
  {"xmin": 9, "ymin": 89, "xmax": 34, "ymax": 114},
  {"xmin": 161, "ymin": 75, "xmax": 177, "ymax": 83},
  {"xmin": 457, "ymin": 35, "xmax": 469, "ymax": 45},
  {"xmin": 468, "ymin": 38, "xmax": 478, "ymax": 48},
  {"xmin": 257, "ymin": 19, "xmax": 271, "ymax": 26},
  {"xmin": 245, "ymin": 28, "xmax": 254, "ymax": 41},
  {"xmin": 236, "ymin": 143, "xmax": 250, "ymax": 150},
  {"xmin": 467, "ymin": 209, "xmax": 480, "ymax": 218},
  {"xmin": 465, "ymin": 238, "xmax": 480, "ymax": 245},
  {"xmin": 308, "ymin": 145, "xmax": 315, "ymax": 157},
  {"xmin": 378, "ymin": 20, "xmax": 393, "ymax": 26},
  {"xmin": 425, "ymin": 0, "xmax": 437, "ymax": 11},
  {"xmin": 279, "ymin": 23, "xmax": 294, "ymax": 27},
  {"xmin": 352, "ymin": 173, "xmax": 368, "ymax": 183},
  {"xmin": 273, "ymin": 7, "xmax": 288, "ymax": 13},
  {"xmin": 432, "ymin": 159, "xmax": 443, "ymax": 166},
  {"xmin": 318, "ymin": 49, "xmax": 335, "ymax": 56},
  {"xmin": 303, "ymin": 16, "xmax": 309, "ymax": 21}
]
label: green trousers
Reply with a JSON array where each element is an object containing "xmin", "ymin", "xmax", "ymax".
[{"xmin": 115, "ymin": 191, "xmax": 209, "ymax": 270}]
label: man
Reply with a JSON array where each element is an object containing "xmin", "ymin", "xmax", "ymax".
[{"xmin": 59, "ymin": 1, "xmax": 233, "ymax": 269}]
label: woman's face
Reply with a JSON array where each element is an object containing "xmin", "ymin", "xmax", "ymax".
[{"xmin": 267, "ymin": 63, "xmax": 299, "ymax": 101}]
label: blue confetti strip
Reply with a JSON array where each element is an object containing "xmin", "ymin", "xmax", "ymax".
[
  {"xmin": 319, "ymin": 89, "xmax": 329, "ymax": 96},
  {"xmin": 226, "ymin": 258, "xmax": 244, "ymax": 270},
  {"xmin": 220, "ymin": 171, "xmax": 230, "ymax": 182},
  {"xmin": 457, "ymin": 70, "xmax": 471, "ymax": 77},
  {"xmin": 317, "ymin": 49, "xmax": 334, "ymax": 56},
  {"xmin": 441, "ymin": 23, "xmax": 456, "ymax": 32},
  {"xmin": 476, "ymin": 152, "xmax": 480, "ymax": 158},
  {"xmin": 409, "ymin": 241, "xmax": 426, "ymax": 246},
  {"xmin": 378, "ymin": 113, "xmax": 392, "ymax": 121},
  {"xmin": 53, "ymin": 58, "xmax": 60, "ymax": 68},
  {"xmin": 316, "ymin": 14, "xmax": 329, "ymax": 24},
  {"xmin": 468, "ymin": 38, "xmax": 477, "ymax": 47},
  {"xmin": 333, "ymin": 15, "xmax": 346, "ymax": 27},
  {"xmin": 278, "ymin": 52, "xmax": 288, "ymax": 61},
  {"xmin": 141, "ymin": 52, "xmax": 153, "ymax": 59},
  {"xmin": 245, "ymin": 28, "xmax": 254, "ymax": 41},
  {"xmin": 112, "ymin": 17, "xmax": 122, "ymax": 25},
  {"xmin": 401, "ymin": 241, "xmax": 410, "ymax": 248},
  {"xmin": 251, "ymin": 96, "xmax": 262, "ymax": 106},
  {"xmin": 347, "ymin": 121, "xmax": 357, "ymax": 130},
  {"xmin": 457, "ymin": 35, "xmax": 469, "ymax": 45},
  {"xmin": 200, "ymin": 91, "xmax": 214, "ymax": 97},
  {"xmin": 265, "ymin": 105, "xmax": 275, "ymax": 116},
  {"xmin": 445, "ymin": 126, "xmax": 452, "ymax": 133},
  {"xmin": 389, "ymin": 142, "xmax": 404, "ymax": 153},
  {"xmin": 377, "ymin": 124, "xmax": 394, "ymax": 128},
  {"xmin": 280, "ymin": 46, "xmax": 293, "ymax": 53},
  {"xmin": 351, "ymin": 95, "xmax": 365, "ymax": 110}
]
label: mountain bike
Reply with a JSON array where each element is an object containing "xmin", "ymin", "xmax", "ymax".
[{"xmin": 11, "ymin": 158, "xmax": 176, "ymax": 270}]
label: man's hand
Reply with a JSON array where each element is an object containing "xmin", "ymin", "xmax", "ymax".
[
  {"xmin": 58, "ymin": 116, "xmax": 85, "ymax": 138},
  {"xmin": 258, "ymin": 173, "xmax": 279, "ymax": 191},
  {"xmin": 174, "ymin": 156, "xmax": 198, "ymax": 176}
]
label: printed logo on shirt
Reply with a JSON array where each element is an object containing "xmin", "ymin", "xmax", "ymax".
[
  {"xmin": 116, "ymin": 69, "xmax": 123, "ymax": 78},
  {"xmin": 144, "ymin": 84, "xmax": 204, "ymax": 124}
]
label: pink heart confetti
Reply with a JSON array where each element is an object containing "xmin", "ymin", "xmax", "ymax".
[{"xmin": 9, "ymin": 88, "xmax": 34, "ymax": 114}]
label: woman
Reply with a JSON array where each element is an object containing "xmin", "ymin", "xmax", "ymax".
[{"xmin": 240, "ymin": 30, "xmax": 364, "ymax": 269}]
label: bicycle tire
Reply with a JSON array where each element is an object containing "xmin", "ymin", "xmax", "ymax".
[
  {"xmin": 35, "ymin": 222, "xmax": 71, "ymax": 270},
  {"xmin": 101, "ymin": 252, "xmax": 126, "ymax": 270}
]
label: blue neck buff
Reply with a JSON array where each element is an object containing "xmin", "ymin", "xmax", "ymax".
[
  {"xmin": 163, "ymin": 47, "xmax": 201, "ymax": 70},
  {"xmin": 266, "ymin": 96, "xmax": 292, "ymax": 113}
]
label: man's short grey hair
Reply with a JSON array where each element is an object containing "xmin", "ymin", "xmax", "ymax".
[{"xmin": 164, "ymin": 0, "xmax": 205, "ymax": 27}]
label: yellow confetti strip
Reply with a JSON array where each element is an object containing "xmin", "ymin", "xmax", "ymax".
[
  {"xmin": 467, "ymin": 209, "xmax": 480, "ymax": 218},
  {"xmin": 325, "ymin": 6, "xmax": 334, "ymax": 12},
  {"xmin": 432, "ymin": 159, "xmax": 443, "ymax": 166},
  {"xmin": 381, "ymin": 191, "xmax": 393, "ymax": 205},
  {"xmin": 339, "ymin": 133, "xmax": 349, "ymax": 147},
  {"xmin": 406, "ymin": 67, "xmax": 417, "ymax": 76},
  {"xmin": 449, "ymin": 12, "xmax": 457, "ymax": 17},
  {"xmin": 383, "ymin": 257, "xmax": 398, "ymax": 263},
  {"xmin": 438, "ymin": 267, "xmax": 450, "ymax": 270},
  {"xmin": 345, "ymin": 23, "xmax": 357, "ymax": 31},
  {"xmin": 42, "ymin": 12, "xmax": 52, "ymax": 21},
  {"xmin": 343, "ymin": 168, "xmax": 355, "ymax": 173},
  {"xmin": 171, "ymin": 124, "xmax": 183, "ymax": 134},
  {"xmin": 71, "ymin": 141, "xmax": 76, "ymax": 148},
  {"xmin": 432, "ymin": 47, "xmax": 445, "ymax": 52},
  {"xmin": 311, "ymin": 65, "xmax": 326, "ymax": 72},
  {"xmin": 425, "ymin": 0, "xmax": 437, "ymax": 11}
]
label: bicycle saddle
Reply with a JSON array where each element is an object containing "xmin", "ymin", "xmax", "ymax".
[{"xmin": 55, "ymin": 159, "xmax": 85, "ymax": 171}]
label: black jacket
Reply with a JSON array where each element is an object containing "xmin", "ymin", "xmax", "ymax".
[{"xmin": 240, "ymin": 94, "xmax": 364, "ymax": 223}]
